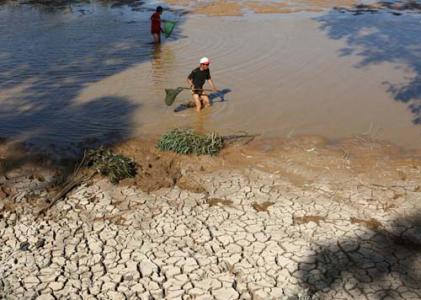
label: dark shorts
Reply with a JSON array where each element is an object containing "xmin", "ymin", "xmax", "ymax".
[{"xmin": 192, "ymin": 89, "xmax": 206, "ymax": 96}]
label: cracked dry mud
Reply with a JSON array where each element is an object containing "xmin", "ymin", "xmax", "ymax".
[{"xmin": 1, "ymin": 137, "xmax": 421, "ymax": 299}]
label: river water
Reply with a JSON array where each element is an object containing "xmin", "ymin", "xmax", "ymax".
[{"xmin": 0, "ymin": 1, "xmax": 420, "ymax": 153}]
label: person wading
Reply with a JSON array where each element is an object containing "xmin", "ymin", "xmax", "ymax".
[
  {"xmin": 151, "ymin": 6, "xmax": 163, "ymax": 43},
  {"xmin": 187, "ymin": 57, "xmax": 218, "ymax": 112}
]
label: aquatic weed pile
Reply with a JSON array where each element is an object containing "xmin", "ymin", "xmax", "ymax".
[
  {"xmin": 87, "ymin": 147, "xmax": 137, "ymax": 184},
  {"xmin": 157, "ymin": 128, "xmax": 224, "ymax": 155}
]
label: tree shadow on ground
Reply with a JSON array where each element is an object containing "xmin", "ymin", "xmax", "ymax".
[
  {"xmin": 298, "ymin": 214, "xmax": 421, "ymax": 299},
  {"xmin": 315, "ymin": 2, "xmax": 421, "ymax": 124}
]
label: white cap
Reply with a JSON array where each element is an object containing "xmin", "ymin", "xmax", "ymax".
[{"xmin": 199, "ymin": 57, "xmax": 210, "ymax": 64}]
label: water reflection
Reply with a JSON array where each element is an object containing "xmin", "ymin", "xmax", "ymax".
[
  {"xmin": 193, "ymin": 107, "xmax": 211, "ymax": 134},
  {"xmin": 173, "ymin": 89, "xmax": 231, "ymax": 113},
  {"xmin": 151, "ymin": 43, "xmax": 176, "ymax": 92}
]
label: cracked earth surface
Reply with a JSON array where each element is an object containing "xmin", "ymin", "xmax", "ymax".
[{"xmin": 1, "ymin": 137, "xmax": 421, "ymax": 299}]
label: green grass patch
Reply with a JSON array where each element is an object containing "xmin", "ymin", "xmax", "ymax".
[
  {"xmin": 157, "ymin": 128, "xmax": 224, "ymax": 155},
  {"xmin": 87, "ymin": 147, "xmax": 137, "ymax": 184}
]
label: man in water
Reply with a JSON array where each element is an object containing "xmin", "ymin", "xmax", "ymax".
[
  {"xmin": 187, "ymin": 57, "xmax": 218, "ymax": 112},
  {"xmin": 151, "ymin": 6, "xmax": 163, "ymax": 43}
]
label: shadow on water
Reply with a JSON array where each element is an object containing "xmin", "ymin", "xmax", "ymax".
[
  {"xmin": 173, "ymin": 88, "xmax": 231, "ymax": 113},
  {"xmin": 0, "ymin": 96, "xmax": 137, "ymax": 173},
  {"xmin": 298, "ymin": 213, "xmax": 421, "ymax": 299},
  {"xmin": 315, "ymin": 2, "xmax": 421, "ymax": 124},
  {"xmin": 0, "ymin": 1, "xmax": 186, "ymax": 162}
]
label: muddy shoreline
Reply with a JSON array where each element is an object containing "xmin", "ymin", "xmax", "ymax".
[
  {"xmin": 3, "ymin": 0, "xmax": 421, "ymax": 15},
  {"xmin": 163, "ymin": 0, "xmax": 421, "ymax": 16},
  {"xmin": 1, "ymin": 133, "xmax": 420, "ymax": 213},
  {"xmin": 1, "ymin": 133, "xmax": 420, "ymax": 299}
]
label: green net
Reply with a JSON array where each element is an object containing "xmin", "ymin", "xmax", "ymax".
[
  {"xmin": 163, "ymin": 20, "xmax": 176, "ymax": 38},
  {"xmin": 165, "ymin": 87, "xmax": 184, "ymax": 106}
]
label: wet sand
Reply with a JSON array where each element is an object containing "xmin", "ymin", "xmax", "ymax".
[{"xmin": 164, "ymin": 0, "xmax": 362, "ymax": 16}]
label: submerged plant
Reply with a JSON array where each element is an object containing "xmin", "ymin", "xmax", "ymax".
[
  {"xmin": 157, "ymin": 128, "xmax": 224, "ymax": 155},
  {"xmin": 87, "ymin": 146, "xmax": 137, "ymax": 184}
]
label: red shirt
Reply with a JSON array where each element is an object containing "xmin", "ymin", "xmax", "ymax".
[{"xmin": 151, "ymin": 12, "xmax": 161, "ymax": 34}]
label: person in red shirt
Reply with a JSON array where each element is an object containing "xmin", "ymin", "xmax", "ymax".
[{"xmin": 151, "ymin": 6, "xmax": 163, "ymax": 44}]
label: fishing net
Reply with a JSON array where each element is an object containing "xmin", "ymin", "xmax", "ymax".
[
  {"xmin": 165, "ymin": 87, "xmax": 184, "ymax": 106},
  {"xmin": 163, "ymin": 20, "xmax": 176, "ymax": 38}
]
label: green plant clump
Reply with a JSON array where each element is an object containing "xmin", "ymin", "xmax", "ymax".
[
  {"xmin": 157, "ymin": 128, "xmax": 224, "ymax": 155},
  {"xmin": 87, "ymin": 147, "xmax": 137, "ymax": 184}
]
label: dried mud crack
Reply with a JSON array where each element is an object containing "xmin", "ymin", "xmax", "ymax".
[{"xmin": 1, "ymin": 137, "xmax": 421, "ymax": 299}]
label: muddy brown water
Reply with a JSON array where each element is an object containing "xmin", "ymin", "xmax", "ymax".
[{"xmin": 0, "ymin": 1, "xmax": 420, "ymax": 155}]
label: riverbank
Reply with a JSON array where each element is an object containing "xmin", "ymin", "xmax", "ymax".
[
  {"xmin": 164, "ymin": 0, "xmax": 421, "ymax": 16},
  {"xmin": 1, "ymin": 1, "xmax": 421, "ymax": 298},
  {"xmin": 1, "ymin": 135, "xmax": 420, "ymax": 299}
]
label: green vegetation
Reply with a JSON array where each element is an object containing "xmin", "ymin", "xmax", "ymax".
[
  {"xmin": 157, "ymin": 128, "xmax": 224, "ymax": 155},
  {"xmin": 87, "ymin": 147, "xmax": 136, "ymax": 184}
]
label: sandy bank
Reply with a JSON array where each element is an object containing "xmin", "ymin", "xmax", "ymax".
[
  {"xmin": 161, "ymin": 0, "xmax": 421, "ymax": 16},
  {"xmin": 163, "ymin": 0, "xmax": 360, "ymax": 16}
]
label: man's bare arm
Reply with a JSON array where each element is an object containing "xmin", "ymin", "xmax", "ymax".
[{"xmin": 187, "ymin": 78, "xmax": 193, "ymax": 88}]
